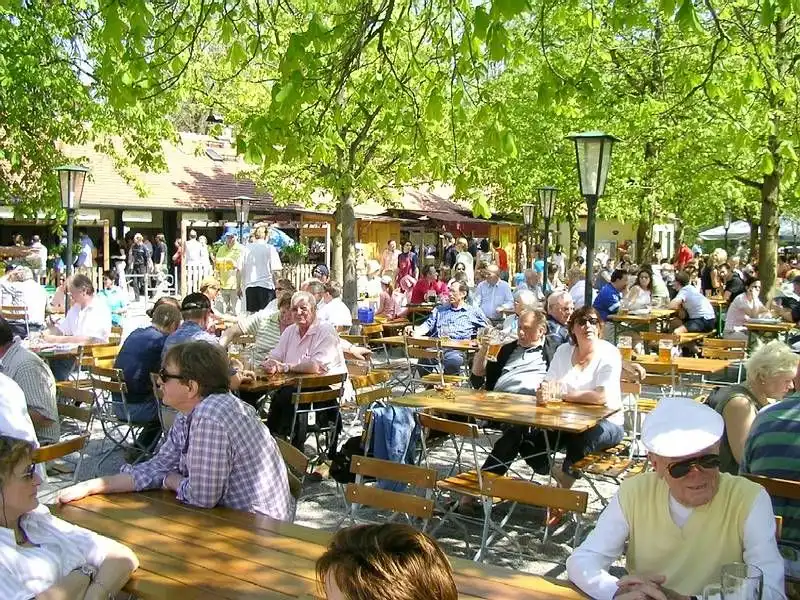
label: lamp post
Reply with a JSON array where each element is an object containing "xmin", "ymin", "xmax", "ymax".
[
  {"xmin": 522, "ymin": 203, "xmax": 535, "ymax": 270},
  {"xmin": 567, "ymin": 131, "xmax": 620, "ymax": 306},
  {"xmin": 537, "ymin": 186, "xmax": 558, "ymax": 292},
  {"xmin": 55, "ymin": 165, "xmax": 88, "ymax": 311},
  {"xmin": 723, "ymin": 208, "xmax": 732, "ymax": 254},
  {"xmin": 233, "ymin": 196, "xmax": 252, "ymax": 243}
]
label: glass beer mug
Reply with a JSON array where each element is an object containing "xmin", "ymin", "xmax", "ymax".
[
  {"xmin": 658, "ymin": 338, "xmax": 674, "ymax": 363},
  {"xmin": 618, "ymin": 336, "xmax": 633, "ymax": 361}
]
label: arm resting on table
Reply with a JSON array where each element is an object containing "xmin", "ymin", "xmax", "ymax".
[
  {"xmin": 565, "ymin": 388, "xmax": 607, "ymax": 405},
  {"xmin": 34, "ymin": 570, "xmax": 92, "ymax": 600},
  {"xmin": 85, "ymin": 540, "xmax": 140, "ymax": 600}
]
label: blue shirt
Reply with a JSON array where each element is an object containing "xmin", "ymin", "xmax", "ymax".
[
  {"xmin": 423, "ymin": 303, "xmax": 490, "ymax": 340},
  {"xmin": 76, "ymin": 235, "xmax": 94, "ymax": 268},
  {"xmin": 97, "ymin": 287, "xmax": 126, "ymax": 326},
  {"xmin": 162, "ymin": 321, "xmax": 219, "ymax": 362},
  {"xmin": 593, "ymin": 282, "xmax": 622, "ymax": 321},
  {"xmin": 114, "ymin": 326, "xmax": 167, "ymax": 403}
]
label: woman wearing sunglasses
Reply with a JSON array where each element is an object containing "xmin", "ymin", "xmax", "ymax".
[
  {"xmin": 568, "ymin": 397, "xmax": 784, "ymax": 600},
  {"xmin": 0, "ymin": 435, "xmax": 139, "ymax": 600}
]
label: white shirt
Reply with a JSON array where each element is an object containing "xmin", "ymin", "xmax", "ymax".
[
  {"xmin": 183, "ymin": 238, "xmax": 203, "ymax": 265},
  {"xmin": 552, "ymin": 253, "xmax": 566, "ymax": 276},
  {"xmin": 30, "ymin": 242, "xmax": 47, "ymax": 270},
  {"xmin": 725, "ymin": 293, "xmax": 763, "ymax": 333},
  {"xmin": 57, "ymin": 296, "xmax": 112, "ymax": 342},
  {"xmin": 544, "ymin": 340, "xmax": 623, "ymax": 426},
  {"xmin": 566, "ymin": 489, "xmax": 786, "ymax": 600},
  {"xmin": 475, "ymin": 279, "xmax": 514, "ymax": 320},
  {"xmin": 0, "ymin": 373, "xmax": 37, "ymax": 444},
  {"xmin": 675, "ymin": 285, "xmax": 715, "ymax": 320},
  {"xmin": 0, "ymin": 279, "xmax": 47, "ymax": 325},
  {"xmin": 317, "ymin": 298, "xmax": 353, "ymax": 328},
  {"xmin": 0, "ymin": 505, "xmax": 110, "ymax": 600},
  {"xmin": 569, "ymin": 280, "xmax": 586, "ymax": 309},
  {"xmin": 242, "ymin": 241, "xmax": 282, "ymax": 290}
]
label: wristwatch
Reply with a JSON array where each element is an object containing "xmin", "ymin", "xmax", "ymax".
[{"xmin": 77, "ymin": 563, "xmax": 98, "ymax": 582}]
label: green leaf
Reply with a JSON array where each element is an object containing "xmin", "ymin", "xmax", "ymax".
[
  {"xmin": 660, "ymin": 0, "xmax": 678, "ymax": 14},
  {"xmin": 761, "ymin": 153, "xmax": 775, "ymax": 174},
  {"xmin": 473, "ymin": 194, "xmax": 492, "ymax": 219},
  {"xmin": 676, "ymin": 0, "xmax": 703, "ymax": 33},
  {"xmin": 501, "ymin": 129, "xmax": 518, "ymax": 158},
  {"xmin": 487, "ymin": 23, "xmax": 507, "ymax": 61},
  {"xmin": 761, "ymin": 0, "xmax": 775, "ymax": 25},
  {"xmin": 228, "ymin": 41, "xmax": 247, "ymax": 66},
  {"xmin": 274, "ymin": 81, "xmax": 294, "ymax": 104},
  {"xmin": 473, "ymin": 7, "xmax": 490, "ymax": 40}
]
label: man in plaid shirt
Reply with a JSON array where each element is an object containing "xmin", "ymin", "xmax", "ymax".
[{"xmin": 59, "ymin": 341, "xmax": 293, "ymax": 521}]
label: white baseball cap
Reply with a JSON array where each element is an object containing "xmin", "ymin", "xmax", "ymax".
[{"xmin": 641, "ymin": 397, "xmax": 724, "ymax": 458}]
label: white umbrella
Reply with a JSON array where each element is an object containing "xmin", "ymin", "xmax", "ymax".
[{"xmin": 698, "ymin": 220, "xmax": 750, "ymax": 241}]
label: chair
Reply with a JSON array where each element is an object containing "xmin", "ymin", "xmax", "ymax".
[
  {"xmin": 56, "ymin": 386, "xmax": 95, "ymax": 480},
  {"xmin": 32, "ymin": 434, "xmax": 91, "ymax": 464},
  {"xmin": 109, "ymin": 326, "xmax": 123, "ymax": 344},
  {"xmin": 344, "ymin": 456, "xmax": 437, "ymax": 528},
  {"xmin": 290, "ymin": 373, "xmax": 347, "ymax": 462},
  {"xmin": 275, "ymin": 437, "xmax": 310, "ymax": 516},
  {"xmin": 346, "ymin": 370, "xmax": 392, "ymax": 448},
  {"xmin": 701, "ymin": 338, "xmax": 747, "ymax": 384},
  {"xmin": 743, "ymin": 474, "xmax": 800, "ymax": 542},
  {"xmin": 641, "ymin": 361, "xmax": 680, "ymax": 396},
  {"xmin": 403, "ymin": 336, "xmax": 465, "ymax": 390},
  {"xmin": 0, "ymin": 305, "xmax": 29, "ymax": 336}
]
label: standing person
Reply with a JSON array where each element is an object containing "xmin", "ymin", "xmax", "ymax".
[
  {"xmin": 183, "ymin": 229, "xmax": 203, "ymax": 268},
  {"xmin": 395, "ymin": 241, "xmax": 419, "ymax": 286},
  {"xmin": 551, "ymin": 244, "xmax": 566, "ymax": 278},
  {"xmin": 241, "ymin": 226, "xmax": 282, "ymax": 313},
  {"xmin": 454, "ymin": 238, "xmax": 474, "ymax": 286},
  {"xmin": 127, "ymin": 232, "xmax": 151, "ymax": 301},
  {"xmin": 215, "ymin": 231, "xmax": 243, "ymax": 315},
  {"xmin": 380, "ymin": 240, "xmax": 400, "ymax": 275},
  {"xmin": 75, "ymin": 230, "xmax": 95, "ymax": 272},
  {"xmin": 97, "ymin": 270, "xmax": 127, "ymax": 327},
  {"xmin": 29, "ymin": 234, "xmax": 48, "ymax": 283},
  {"xmin": 674, "ymin": 239, "xmax": 693, "ymax": 270},
  {"xmin": 442, "ymin": 233, "xmax": 458, "ymax": 269},
  {"xmin": 152, "ymin": 233, "xmax": 168, "ymax": 275},
  {"xmin": 492, "ymin": 239, "xmax": 509, "ymax": 280},
  {"xmin": 476, "ymin": 239, "xmax": 493, "ymax": 267},
  {"xmin": 700, "ymin": 248, "xmax": 727, "ymax": 297},
  {"xmin": 593, "ymin": 269, "xmax": 628, "ymax": 342}
]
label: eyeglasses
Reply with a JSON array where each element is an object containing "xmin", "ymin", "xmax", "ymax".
[
  {"xmin": 577, "ymin": 317, "xmax": 600, "ymax": 327},
  {"xmin": 158, "ymin": 368, "xmax": 184, "ymax": 383},
  {"xmin": 20, "ymin": 463, "xmax": 36, "ymax": 480},
  {"xmin": 667, "ymin": 453, "xmax": 720, "ymax": 478}
]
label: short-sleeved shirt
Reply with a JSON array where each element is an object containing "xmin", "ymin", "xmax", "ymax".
[
  {"xmin": 97, "ymin": 287, "xmax": 126, "ymax": 326},
  {"xmin": 0, "ymin": 505, "xmax": 109, "ymax": 600},
  {"xmin": 57, "ymin": 296, "xmax": 112, "ymax": 342},
  {"xmin": 544, "ymin": 340, "xmax": 623, "ymax": 426},
  {"xmin": 317, "ymin": 298, "xmax": 353, "ymax": 328},
  {"xmin": 593, "ymin": 283, "xmax": 622, "ymax": 321},
  {"xmin": 741, "ymin": 395, "xmax": 800, "ymax": 543},
  {"xmin": 238, "ymin": 310, "xmax": 281, "ymax": 364},
  {"xmin": 75, "ymin": 235, "xmax": 94, "ymax": 268},
  {"xmin": 675, "ymin": 285, "xmax": 715, "ymax": 320},
  {"xmin": 725, "ymin": 275, "xmax": 746, "ymax": 305},
  {"xmin": 161, "ymin": 321, "xmax": 219, "ymax": 361},
  {"xmin": 215, "ymin": 243, "xmax": 243, "ymax": 290},
  {"xmin": 270, "ymin": 320, "xmax": 347, "ymax": 376},
  {"xmin": 493, "ymin": 344, "xmax": 547, "ymax": 394},
  {"xmin": 115, "ymin": 326, "xmax": 168, "ymax": 403},
  {"xmin": 242, "ymin": 240, "xmax": 282, "ymax": 290},
  {"xmin": 0, "ymin": 279, "xmax": 47, "ymax": 325},
  {"xmin": 422, "ymin": 303, "xmax": 490, "ymax": 340},
  {"xmin": 495, "ymin": 248, "xmax": 509, "ymax": 272}
]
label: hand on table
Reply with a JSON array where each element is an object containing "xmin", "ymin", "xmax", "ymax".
[
  {"xmin": 58, "ymin": 481, "xmax": 96, "ymax": 504},
  {"xmin": 262, "ymin": 359, "xmax": 280, "ymax": 375},
  {"xmin": 239, "ymin": 369, "xmax": 256, "ymax": 384},
  {"xmin": 162, "ymin": 471, "xmax": 183, "ymax": 491},
  {"xmin": 349, "ymin": 346, "xmax": 373, "ymax": 361},
  {"xmin": 615, "ymin": 574, "xmax": 688, "ymax": 600}
]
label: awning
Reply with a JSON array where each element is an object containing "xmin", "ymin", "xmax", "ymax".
[{"xmin": 699, "ymin": 217, "xmax": 800, "ymax": 241}]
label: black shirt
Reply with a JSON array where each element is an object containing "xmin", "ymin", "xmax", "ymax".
[
  {"xmin": 444, "ymin": 245, "xmax": 458, "ymax": 269},
  {"xmin": 724, "ymin": 275, "xmax": 746, "ymax": 305}
]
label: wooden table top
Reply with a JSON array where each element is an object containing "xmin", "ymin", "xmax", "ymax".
[
  {"xmin": 633, "ymin": 354, "xmax": 735, "ymax": 375},
  {"xmin": 378, "ymin": 335, "xmax": 478, "ymax": 350},
  {"xmin": 707, "ymin": 296, "xmax": 727, "ymax": 307},
  {"xmin": 608, "ymin": 308, "xmax": 675, "ymax": 324},
  {"xmin": 238, "ymin": 371, "xmax": 323, "ymax": 393},
  {"xmin": 52, "ymin": 491, "xmax": 585, "ymax": 600},
  {"xmin": 744, "ymin": 321, "xmax": 794, "ymax": 333},
  {"xmin": 390, "ymin": 388, "xmax": 618, "ymax": 433}
]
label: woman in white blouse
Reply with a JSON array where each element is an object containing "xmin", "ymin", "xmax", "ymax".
[
  {"xmin": 535, "ymin": 306, "xmax": 624, "ymax": 525},
  {"xmin": 723, "ymin": 276, "xmax": 771, "ymax": 339},
  {"xmin": 624, "ymin": 268, "xmax": 653, "ymax": 310},
  {"xmin": 0, "ymin": 436, "xmax": 138, "ymax": 600}
]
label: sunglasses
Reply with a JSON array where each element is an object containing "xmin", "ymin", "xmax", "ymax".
[
  {"xmin": 158, "ymin": 368, "xmax": 184, "ymax": 382},
  {"xmin": 667, "ymin": 453, "xmax": 720, "ymax": 478},
  {"xmin": 577, "ymin": 317, "xmax": 600, "ymax": 327}
]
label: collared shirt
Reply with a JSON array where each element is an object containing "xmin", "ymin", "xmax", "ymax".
[
  {"xmin": 238, "ymin": 309, "xmax": 281, "ymax": 364},
  {"xmin": 410, "ymin": 279, "xmax": 446, "ymax": 304},
  {"xmin": 57, "ymin": 296, "xmax": 111, "ymax": 342},
  {"xmin": 122, "ymin": 392, "xmax": 293, "ymax": 520},
  {"xmin": 97, "ymin": 286, "xmax": 126, "ymax": 326},
  {"xmin": 593, "ymin": 283, "xmax": 622, "ymax": 321},
  {"xmin": 475, "ymin": 280, "xmax": 514, "ymax": 320},
  {"xmin": 115, "ymin": 326, "xmax": 167, "ymax": 403},
  {"xmin": 317, "ymin": 298, "xmax": 353, "ymax": 328},
  {"xmin": 0, "ymin": 341, "xmax": 59, "ymax": 444},
  {"xmin": 242, "ymin": 240, "xmax": 282, "ymax": 290},
  {"xmin": 270, "ymin": 320, "xmax": 347, "ymax": 376},
  {"xmin": 493, "ymin": 344, "xmax": 547, "ymax": 395},
  {"xmin": 161, "ymin": 321, "xmax": 219, "ymax": 361},
  {"xmin": 422, "ymin": 303, "xmax": 490, "ymax": 340},
  {"xmin": 0, "ymin": 279, "xmax": 47, "ymax": 325},
  {"xmin": 215, "ymin": 243, "xmax": 243, "ymax": 290},
  {"xmin": 0, "ymin": 505, "xmax": 109, "ymax": 600}
]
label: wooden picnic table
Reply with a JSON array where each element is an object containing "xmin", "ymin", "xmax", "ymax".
[
  {"xmin": 378, "ymin": 335, "xmax": 478, "ymax": 351},
  {"xmin": 707, "ymin": 296, "xmax": 727, "ymax": 335},
  {"xmin": 53, "ymin": 491, "xmax": 585, "ymax": 600},
  {"xmin": 390, "ymin": 388, "xmax": 618, "ymax": 433},
  {"xmin": 745, "ymin": 320, "xmax": 795, "ymax": 347},
  {"xmin": 237, "ymin": 371, "xmax": 324, "ymax": 393},
  {"xmin": 633, "ymin": 354, "xmax": 735, "ymax": 375},
  {"xmin": 608, "ymin": 308, "xmax": 675, "ymax": 328}
]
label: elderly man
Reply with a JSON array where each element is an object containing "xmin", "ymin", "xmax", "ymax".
[
  {"xmin": 161, "ymin": 293, "xmax": 218, "ymax": 360},
  {"xmin": 567, "ymin": 396, "xmax": 785, "ymax": 600},
  {"xmin": 544, "ymin": 290, "xmax": 573, "ymax": 363},
  {"xmin": 215, "ymin": 231, "xmax": 243, "ymax": 315},
  {"xmin": 474, "ymin": 265, "xmax": 514, "ymax": 321},
  {"xmin": 501, "ymin": 289, "xmax": 540, "ymax": 335},
  {"xmin": 0, "ymin": 266, "xmax": 47, "ymax": 338},
  {"xmin": 517, "ymin": 269, "xmax": 544, "ymax": 301},
  {"xmin": 59, "ymin": 341, "xmax": 293, "ymax": 520},
  {"xmin": 0, "ymin": 317, "xmax": 59, "ymax": 445}
]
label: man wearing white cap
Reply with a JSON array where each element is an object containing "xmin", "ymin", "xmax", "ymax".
[{"xmin": 567, "ymin": 397, "xmax": 785, "ymax": 600}]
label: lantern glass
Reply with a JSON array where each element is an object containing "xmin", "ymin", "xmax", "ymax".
[
  {"xmin": 55, "ymin": 165, "xmax": 89, "ymax": 211},
  {"xmin": 723, "ymin": 209, "xmax": 731, "ymax": 230},
  {"xmin": 537, "ymin": 186, "xmax": 558, "ymax": 221},
  {"xmin": 234, "ymin": 196, "xmax": 252, "ymax": 224},
  {"xmin": 567, "ymin": 131, "xmax": 619, "ymax": 197},
  {"xmin": 522, "ymin": 203, "xmax": 535, "ymax": 226}
]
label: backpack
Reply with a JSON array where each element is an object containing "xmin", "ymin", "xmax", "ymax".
[{"xmin": 329, "ymin": 435, "xmax": 369, "ymax": 484}]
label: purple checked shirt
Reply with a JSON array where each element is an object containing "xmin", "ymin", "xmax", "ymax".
[{"xmin": 121, "ymin": 392, "xmax": 293, "ymax": 521}]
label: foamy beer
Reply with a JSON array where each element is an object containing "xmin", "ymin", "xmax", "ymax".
[
  {"xmin": 486, "ymin": 342, "xmax": 503, "ymax": 362},
  {"xmin": 618, "ymin": 336, "xmax": 633, "ymax": 361},
  {"xmin": 659, "ymin": 338, "xmax": 674, "ymax": 363}
]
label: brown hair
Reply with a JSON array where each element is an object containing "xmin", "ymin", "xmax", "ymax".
[
  {"xmin": 567, "ymin": 305, "xmax": 603, "ymax": 344},
  {"xmin": 316, "ymin": 524, "xmax": 458, "ymax": 600},
  {"xmin": 0, "ymin": 436, "xmax": 34, "ymax": 487},
  {"xmin": 277, "ymin": 291, "xmax": 293, "ymax": 310},
  {"xmin": 70, "ymin": 274, "xmax": 94, "ymax": 295},
  {"xmin": 162, "ymin": 341, "xmax": 230, "ymax": 397}
]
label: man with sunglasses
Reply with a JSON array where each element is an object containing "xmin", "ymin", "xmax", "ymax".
[{"xmin": 567, "ymin": 397, "xmax": 784, "ymax": 600}]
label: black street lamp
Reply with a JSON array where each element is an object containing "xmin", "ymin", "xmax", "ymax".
[
  {"xmin": 723, "ymin": 208, "xmax": 732, "ymax": 254},
  {"xmin": 537, "ymin": 186, "xmax": 558, "ymax": 291},
  {"xmin": 233, "ymin": 196, "xmax": 252, "ymax": 243},
  {"xmin": 567, "ymin": 131, "xmax": 620, "ymax": 306},
  {"xmin": 522, "ymin": 203, "xmax": 535, "ymax": 270},
  {"xmin": 55, "ymin": 165, "xmax": 89, "ymax": 309}
]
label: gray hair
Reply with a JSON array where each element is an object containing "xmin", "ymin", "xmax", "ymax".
[
  {"xmin": 306, "ymin": 280, "xmax": 325, "ymax": 297},
  {"xmin": 746, "ymin": 340, "xmax": 799, "ymax": 387},
  {"xmin": 514, "ymin": 289, "xmax": 539, "ymax": 309},
  {"xmin": 547, "ymin": 290, "xmax": 571, "ymax": 312},
  {"xmin": 291, "ymin": 290, "xmax": 318, "ymax": 309}
]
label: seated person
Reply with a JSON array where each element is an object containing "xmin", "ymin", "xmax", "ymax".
[
  {"xmin": 316, "ymin": 523, "xmax": 457, "ymax": 600},
  {"xmin": 59, "ymin": 341, "xmax": 294, "ymax": 521},
  {"xmin": 543, "ymin": 289, "xmax": 573, "ymax": 363},
  {"xmin": 42, "ymin": 274, "xmax": 112, "ymax": 381},
  {"xmin": 0, "ymin": 435, "xmax": 139, "ymax": 598},
  {"xmin": 407, "ymin": 281, "xmax": 490, "ymax": 375},
  {"xmin": 113, "ymin": 303, "xmax": 182, "ymax": 459},
  {"xmin": 221, "ymin": 292, "xmax": 293, "ymax": 365},
  {"xmin": 263, "ymin": 279, "xmax": 295, "ymax": 315},
  {"xmin": 501, "ymin": 288, "xmax": 540, "ymax": 336},
  {"xmin": 317, "ymin": 281, "xmax": 353, "ymax": 329},
  {"xmin": 96, "ymin": 270, "xmax": 127, "ymax": 327},
  {"xmin": 707, "ymin": 340, "xmax": 797, "ymax": 475},
  {"xmin": 410, "ymin": 265, "xmax": 447, "ymax": 304},
  {"xmin": 624, "ymin": 268, "xmax": 653, "ymax": 311},
  {"xmin": 724, "ymin": 276, "xmax": 771, "ymax": 339},
  {"xmin": 375, "ymin": 275, "xmax": 409, "ymax": 320},
  {"xmin": 474, "ymin": 265, "xmax": 514, "ymax": 321},
  {"xmin": 161, "ymin": 293, "xmax": 219, "ymax": 361},
  {"xmin": 592, "ymin": 269, "xmax": 628, "ymax": 343},
  {"xmin": 669, "ymin": 271, "xmax": 716, "ymax": 334},
  {"xmin": 48, "ymin": 274, "xmax": 69, "ymax": 315},
  {"xmin": 0, "ymin": 318, "xmax": 60, "ymax": 446},
  {"xmin": 0, "ymin": 266, "xmax": 47, "ymax": 337},
  {"xmin": 568, "ymin": 397, "xmax": 784, "ymax": 600},
  {"xmin": 263, "ymin": 291, "xmax": 350, "ymax": 450}
]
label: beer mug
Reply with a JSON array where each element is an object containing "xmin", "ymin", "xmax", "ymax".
[
  {"xmin": 618, "ymin": 336, "xmax": 633, "ymax": 361},
  {"xmin": 540, "ymin": 381, "xmax": 563, "ymax": 405},
  {"xmin": 721, "ymin": 562, "xmax": 763, "ymax": 600},
  {"xmin": 658, "ymin": 338, "xmax": 674, "ymax": 363}
]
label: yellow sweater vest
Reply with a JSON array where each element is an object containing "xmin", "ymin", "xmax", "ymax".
[{"xmin": 618, "ymin": 472, "xmax": 761, "ymax": 596}]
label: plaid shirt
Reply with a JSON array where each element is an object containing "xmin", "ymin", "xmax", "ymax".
[
  {"xmin": 422, "ymin": 303, "xmax": 490, "ymax": 339},
  {"xmin": 122, "ymin": 392, "xmax": 293, "ymax": 520}
]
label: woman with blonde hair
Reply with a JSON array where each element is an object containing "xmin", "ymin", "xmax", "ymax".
[
  {"xmin": 709, "ymin": 340, "xmax": 799, "ymax": 474},
  {"xmin": 0, "ymin": 436, "xmax": 138, "ymax": 598},
  {"xmin": 701, "ymin": 247, "xmax": 727, "ymax": 297}
]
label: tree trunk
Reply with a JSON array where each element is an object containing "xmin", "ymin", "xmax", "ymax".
[
  {"xmin": 567, "ymin": 214, "xmax": 578, "ymax": 266},
  {"xmin": 331, "ymin": 206, "xmax": 343, "ymax": 284},
  {"xmin": 747, "ymin": 217, "xmax": 760, "ymax": 264},
  {"xmin": 673, "ymin": 220, "xmax": 684, "ymax": 263},
  {"xmin": 635, "ymin": 216, "xmax": 653, "ymax": 265},
  {"xmin": 336, "ymin": 191, "xmax": 358, "ymax": 312},
  {"xmin": 759, "ymin": 173, "xmax": 780, "ymax": 302}
]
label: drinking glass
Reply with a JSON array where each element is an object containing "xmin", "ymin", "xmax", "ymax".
[
  {"xmin": 439, "ymin": 323, "xmax": 451, "ymax": 341},
  {"xmin": 658, "ymin": 338, "xmax": 674, "ymax": 363},
  {"xmin": 702, "ymin": 584, "xmax": 722, "ymax": 600},
  {"xmin": 721, "ymin": 562, "xmax": 763, "ymax": 600},
  {"xmin": 618, "ymin": 336, "xmax": 633, "ymax": 361}
]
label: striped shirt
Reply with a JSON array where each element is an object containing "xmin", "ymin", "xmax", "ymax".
[
  {"xmin": 741, "ymin": 395, "xmax": 800, "ymax": 543},
  {"xmin": 238, "ymin": 309, "xmax": 281, "ymax": 364},
  {"xmin": 0, "ymin": 505, "xmax": 109, "ymax": 600},
  {"xmin": 0, "ymin": 340, "xmax": 60, "ymax": 445},
  {"xmin": 421, "ymin": 303, "xmax": 490, "ymax": 340}
]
